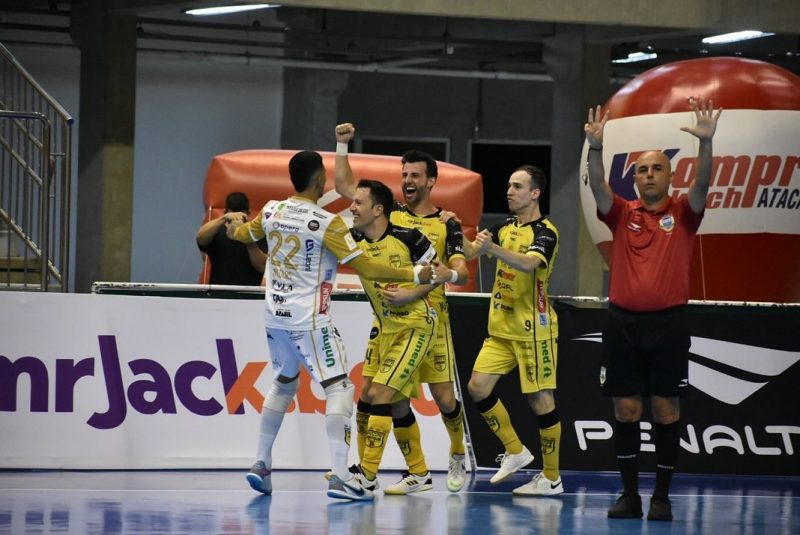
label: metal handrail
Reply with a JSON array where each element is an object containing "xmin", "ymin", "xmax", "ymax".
[
  {"xmin": 0, "ymin": 43, "xmax": 73, "ymax": 124},
  {"xmin": 0, "ymin": 42, "xmax": 73, "ymax": 291}
]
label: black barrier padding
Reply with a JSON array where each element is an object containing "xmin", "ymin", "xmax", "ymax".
[{"xmin": 450, "ymin": 298, "xmax": 800, "ymax": 476}]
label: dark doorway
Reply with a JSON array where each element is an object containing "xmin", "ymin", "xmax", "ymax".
[{"xmin": 470, "ymin": 142, "xmax": 552, "ymax": 215}]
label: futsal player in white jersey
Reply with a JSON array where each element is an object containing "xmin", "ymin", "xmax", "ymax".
[{"xmin": 227, "ymin": 150, "xmax": 433, "ymax": 500}]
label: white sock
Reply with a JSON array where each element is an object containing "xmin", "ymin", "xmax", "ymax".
[
  {"xmin": 256, "ymin": 407, "xmax": 285, "ymax": 468},
  {"xmin": 325, "ymin": 413, "xmax": 352, "ymax": 480},
  {"xmin": 324, "ymin": 380, "xmax": 355, "ymax": 480}
]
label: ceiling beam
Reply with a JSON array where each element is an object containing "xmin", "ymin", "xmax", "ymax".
[{"xmin": 272, "ymin": 0, "xmax": 800, "ymax": 34}]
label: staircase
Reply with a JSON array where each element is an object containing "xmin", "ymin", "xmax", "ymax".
[{"xmin": 0, "ymin": 42, "xmax": 73, "ymax": 291}]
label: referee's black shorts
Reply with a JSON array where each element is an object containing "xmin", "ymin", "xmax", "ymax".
[{"xmin": 600, "ymin": 304, "xmax": 690, "ymax": 398}]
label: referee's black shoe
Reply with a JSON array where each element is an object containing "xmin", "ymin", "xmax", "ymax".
[
  {"xmin": 607, "ymin": 491, "xmax": 643, "ymax": 518},
  {"xmin": 647, "ymin": 494, "xmax": 673, "ymax": 521}
]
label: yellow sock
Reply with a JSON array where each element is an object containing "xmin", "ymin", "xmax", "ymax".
[
  {"xmin": 393, "ymin": 417, "xmax": 428, "ymax": 474},
  {"xmin": 361, "ymin": 413, "xmax": 392, "ymax": 478},
  {"xmin": 355, "ymin": 407, "xmax": 370, "ymax": 461},
  {"xmin": 481, "ymin": 398, "xmax": 523, "ymax": 454},
  {"xmin": 441, "ymin": 403, "xmax": 466, "ymax": 456},
  {"xmin": 540, "ymin": 421, "xmax": 561, "ymax": 481}
]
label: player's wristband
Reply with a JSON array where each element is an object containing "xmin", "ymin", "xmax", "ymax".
[
  {"xmin": 588, "ymin": 144, "xmax": 603, "ymax": 151},
  {"xmin": 336, "ymin": 142, "xmax": 348, "ymax": 156},
  {"xmin": 449, "ymin": 269, "xmax": 458, "ymax": 283},
  {"xmin": 413, "ymin": 264, "xmax": 424, "ymax": 285}
]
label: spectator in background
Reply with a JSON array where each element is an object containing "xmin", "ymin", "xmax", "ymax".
[{"xmin": 196, "ymin": 192, "xmax": 266, "ymax": 285}]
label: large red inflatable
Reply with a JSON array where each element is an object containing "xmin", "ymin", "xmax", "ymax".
[
  {"xmin": 200, "ymin": 150, "xmax": 484, "ymax": 291},
  {"xmin": 580, "ymin": 58, "xmax": 800, "ymax": 303}
]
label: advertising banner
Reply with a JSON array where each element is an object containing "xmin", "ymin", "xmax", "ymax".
[
  {"xmin": 0, "ymin": 292, "xmax": 454, "ymax": 470},
  {"xmin": 450, "ymin": 297, "xmax": 800, "ymax": 476},
  {"xmin": 3, "ymin": 292, "xmax": 797, "ymax": 475}
]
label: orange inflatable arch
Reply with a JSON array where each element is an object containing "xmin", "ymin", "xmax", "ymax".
[{"xmin": 200, "ymin": 149, "xmax": 484, "ymax": 292}]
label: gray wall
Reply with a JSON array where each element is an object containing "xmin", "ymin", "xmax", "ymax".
[
  {"xmin": 8, "ymin": 45, "xmax": 283, "ymax": 285},
  {"xmin": 8, "ymin": 46, "xmax": 578, "ymax": 290},
  {"xmin": 338, "ymin": 73, "xmax": 553, "ymax": 168}
]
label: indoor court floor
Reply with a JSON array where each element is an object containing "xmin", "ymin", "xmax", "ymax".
[{"xmin": 1, "ymin": 469, "xmax": 797, "ymax": 534}]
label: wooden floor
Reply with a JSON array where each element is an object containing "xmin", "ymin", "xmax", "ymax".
[{"xmin": 1, "ymin": 469, "xmax": 798, "ymax": 534}]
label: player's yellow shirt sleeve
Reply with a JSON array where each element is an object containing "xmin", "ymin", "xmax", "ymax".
[
  {"xmin": 322, "ymin": 215, "xmax": 364, "ymax": 264},
  {"xmin": 232, "ymin": 212, "xmax": 265, "ymax": 243}
]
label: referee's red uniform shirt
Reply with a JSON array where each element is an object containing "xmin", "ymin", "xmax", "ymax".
[{"xmin": 599, "ymin": 194, "xmax": 704, "ymax": 312}]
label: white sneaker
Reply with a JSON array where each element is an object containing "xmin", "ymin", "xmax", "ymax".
[
  {"xmin": 384, "ymin": 471, "xmax": 433, "ymax": 495},
  {"xmin": 447, "ymin": 454, "xmax": 467, "ymax": 492},
  {"xmin": 489, "ymin": 446, "xmax": 534, "ymax": 484},
  {"xmin": 512, "ymin": 472, "xmax": 564, "ymax": 496},
  {"xmin": 327, "ymin": 467, "xmax": 377, "ymax": 501}
]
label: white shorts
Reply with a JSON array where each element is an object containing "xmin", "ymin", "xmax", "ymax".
[{"xmin": 266, "ymin": 324, "xmax": 349, "ymax": 384}]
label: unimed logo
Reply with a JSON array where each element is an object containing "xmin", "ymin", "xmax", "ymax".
[{"xmin": 0, "ymin": 335, "xmax": 269, "ymax": 430}]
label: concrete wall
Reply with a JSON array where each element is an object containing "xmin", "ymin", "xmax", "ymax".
[{"xmin": 7, "ymin": 44, "xmax": 283, "ymax": 285}]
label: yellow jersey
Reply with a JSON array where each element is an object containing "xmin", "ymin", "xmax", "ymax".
[
  {"xmin": 352, "ymin": 222, "xmax": 437, "ymax": 333},
  {"xmin": 486, "ymin": 216, "xmax": 559, "ymax": 341}
]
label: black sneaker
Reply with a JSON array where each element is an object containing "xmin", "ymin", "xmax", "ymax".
[
  {"xmin": 607, "ymin": 491, "xmax": 643, "ymax": 518},
  {"xmin": 647, "ymin": 494, "xmax": 673, "ymax": 521}
]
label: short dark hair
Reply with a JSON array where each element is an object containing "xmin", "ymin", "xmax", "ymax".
[
  {"xmin": 357, "ymin": 179, "xmax": 394, "ymax": 217},
  {"xmin": 401, "ymin": 150, "xmax": 438, "ymax": 179},
  {"xmin": 225, "ymin": 192, "xmax": 249, "ymax": 213},
  {"xmin": 288, "ymin": 150, "xmax": 324, "ymax": 192},
  {"xmin": 516, "ymin": 165, "xmax": 547, "ymax": 194}
]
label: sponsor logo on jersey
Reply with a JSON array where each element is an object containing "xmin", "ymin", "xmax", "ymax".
[
  {"xmin": 272, "ymin": 294, "xmax": 286, "ymax": 304},
  {"xmin": 492, "ymin": 302, "xmax": 514, "ymax": 313},
  {"xmin": 271, "ymin": 213, "xmax": 304, "ymax": 222},
  {"xmin": 312, "ymin": 211, "xmax": 329, "ymax": 219},
  {"xmin": 659, "ymin": 214, "xmax": 675, "ymax": 232},
  {"xmin": 307, "ymin": 220, "xmax": 320, "ymax": 231},
  {"xmin": 272, "ymin": 222, "xmax": 300, "ymax": 232},
  {"xmin": 537, "ymin": 280, "xmax": 546, "ymax": 313},
  {"xmin": 497, "ymin": 281, "xmax": 513, "ymax": 291},
  {"xmin": 275, "ymin": 309, "xmax": 292, "ymax": 317},
  {"xmin": 497, "ymin": 269, "xmax": 515, "ymax": 281},
  {"xmin": 287, "ymin": 206, "xmax": 309, "ymax": 214},
  {"xmin": 319, "ymin": 282, "xmax": 332, "ymax": 315},
  {"xmin": 271, "ymin": 280, "xmax": 293, "ymax": 293},
  {"xmin": 400, "ymin": 335, "xmax": 426, "ymax": 380},
  {"xmin": 389, "ymin": 254, "xmax": 402, "ymax": 268},
  {"xmin": 369, "ymin": 326, "xmax": 379, "ymax": 339},
  {"xmin": 320, "ymin": 326, "xmax": 336, "ymax": 367},
  {"xmin": 304, "ymin": 241, "xmax": 315, "ymax": 272}
]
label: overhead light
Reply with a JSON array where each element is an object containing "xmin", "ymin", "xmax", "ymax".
[
  {"xmin": 612, "ymin": 51, "xmax": 658, "ymax": 64},
  {"xmin": 184, "ymin": 4, "xmax": 280, "ymax": 16},
  {"xmin": 702, "ymin": 30, "xmax": 775, "ymax": 44}
]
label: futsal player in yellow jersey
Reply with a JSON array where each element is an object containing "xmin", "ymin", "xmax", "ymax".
[
  {"xmin": 464, "ymin": 165, "xmax": 564, "ymax": 496},
  {"xmin": 226, "ymin": 151, "xmax": 433, "ymax": 502},
  {"xmin": 345, "ymin": 179, "xmax": 452, "ymax": 500},
  {"xmin": 334, "ymin": 123, "xmax": 471, "ymax": 494}
]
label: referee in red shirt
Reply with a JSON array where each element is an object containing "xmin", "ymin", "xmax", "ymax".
[{"xmin": 584, "ymin": 98, "xmax": 722, "ymax": 522}]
